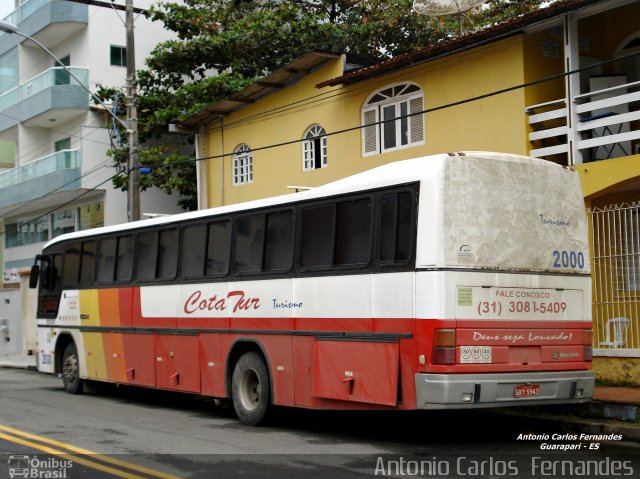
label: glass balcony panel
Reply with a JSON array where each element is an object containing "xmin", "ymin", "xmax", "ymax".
[
  {"xmin": 0, "ymin": 148, "xmax": 81, "ymax": 189},
  {"xmin": 1, "ymin": 0, "xmax": 52, "ymax": 25},
  {"xmin": 19, "ymin": 0, "xmax": 51, "ymax": 22},
  {"xmin": 18, "ymin": 67, "xmax": 89, "ymax": 102},
  {"xmin": 0, "ymin": 88, "xmax": 19, "ymax": 111}
]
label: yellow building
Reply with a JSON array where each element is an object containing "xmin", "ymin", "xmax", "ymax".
[{"xmin": 183, "ymin": 0, "xmax": 640, "ymax": 384}]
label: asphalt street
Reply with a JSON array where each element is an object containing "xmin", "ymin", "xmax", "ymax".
[{"xmin": 1, "ymin": 368, "xmax": 638, "ymax": 478}]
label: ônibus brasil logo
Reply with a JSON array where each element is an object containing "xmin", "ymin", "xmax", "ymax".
[{"xmin": 8, "ymin": 455, "xmax": 73, "ymax": 479}]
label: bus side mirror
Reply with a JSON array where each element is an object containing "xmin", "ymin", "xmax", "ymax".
[{"xmin": 29, "ymin": 265, "xmax": 40, "ymax": 289}]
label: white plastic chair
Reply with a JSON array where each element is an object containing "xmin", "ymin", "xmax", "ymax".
[{"xmin": 599, "ymin": 317, "xmax": 631, "ymax": 348}]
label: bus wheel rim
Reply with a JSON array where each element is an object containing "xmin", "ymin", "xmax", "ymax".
[
  {"xmin": 239, "ymin": 369, "xmax": 261, "ymax": 411},
  {"xmin": 64, "ymin": 354, "xmax": 78, "ymax": 383}
]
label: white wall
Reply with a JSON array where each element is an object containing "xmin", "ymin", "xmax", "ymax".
[
  {"xmin": 86, "ymin": 1, "xmax": 179, "ymax": 90},
  {"xmin": 18, "ymin": 123, "xmax": 49, "ymax": 163},
  {"xmin": 0, "ymin": 287, "xmax": 22, "ymax": 355}
]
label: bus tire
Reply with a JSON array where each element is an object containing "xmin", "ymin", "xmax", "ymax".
[
  {"xmin": 61, "ymin": 342, "xmax": 83, "ymax": 394},
  {"xmin": 231, "ymin": 352, "xmax": 270, "ymax": 426}
]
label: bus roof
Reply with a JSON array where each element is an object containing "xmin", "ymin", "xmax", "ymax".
[{"xmin": 43, "ymin": 151, "xmax": 563, "ymax": 249}]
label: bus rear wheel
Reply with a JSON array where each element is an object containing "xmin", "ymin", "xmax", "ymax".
[
  {"xmin": 61, "ymin": 342, "xmax": 83, "ymax": 394},
  {"xmin": 231, "ymin": 352, "xmax": 270, "ymax": 426}
]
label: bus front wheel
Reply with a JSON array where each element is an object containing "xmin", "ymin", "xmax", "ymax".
[
  {"xmin": 61, "ymin": 342, "xmax": 83, "ymax": 394},
  {"xmin": 231, "ymin": 352, "xmax": 270, "ymax": 425}
]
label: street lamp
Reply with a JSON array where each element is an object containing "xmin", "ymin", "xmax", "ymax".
[{"xmin": 0, "ymin": 19, "xmax": 141, "ymax": 222}]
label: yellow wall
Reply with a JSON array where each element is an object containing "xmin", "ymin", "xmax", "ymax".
[
  {"xmin": 523, "ymin": 25, "xmax": 565, "ymax": 108},
  {"xmin": 576, "ymin": 154, "xmax": 640, "ymax": 201},
  {"xmin": 204, "ymin": 36, "xmax": 529, "ymax": 207},
  {"xmin": 593, "ymin": 357, "xmax": 640, "ymax": 387}
]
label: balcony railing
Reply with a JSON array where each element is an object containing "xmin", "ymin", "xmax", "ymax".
[
  {"xmin": 526, "ymin": 80, "xmax": 640, "ymax": 164},
  {"xmin": 1, "ymin": 0, "xmax": 51, "ymax": 31},
  {"xmin": 0, "ymin": 66, "xmax": 89, "ymax": 112},
  {"xmin": 0, "ymin": 149, "xmax": 81, "ymax": 190}
]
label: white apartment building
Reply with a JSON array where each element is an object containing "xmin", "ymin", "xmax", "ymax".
[
  {"xmin": 0, "ymin": 0, "xmax": 182, "ymax": 354},
  {"xmin": 0, "ymin": 0, "xmax": 182, "ymax": 276}
]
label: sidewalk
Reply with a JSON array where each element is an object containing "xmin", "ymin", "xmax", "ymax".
[
  {"xmin": 0, "ymin": 352, "xmax": 36, "ymax": 370},
  {"xmin": 594, "ymin": 386, "xmax": 640, "ymax": 405}
]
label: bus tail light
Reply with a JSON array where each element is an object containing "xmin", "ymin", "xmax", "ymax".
[
  {"xmin": 431, "ymin": 329, "xmax": 456, "ymax": 365},
  {"xmin": 583, "ymin": 329, "xmax": 593, "ymax": 361}
]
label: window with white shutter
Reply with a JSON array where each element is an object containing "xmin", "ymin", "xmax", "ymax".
[
  {"xmin": 302, "ymin": 125, "xmax": 328, "ymax": 171},
  {"xmin": 361, "ymin": 83, "xmax": 424, "ymax": 156}
]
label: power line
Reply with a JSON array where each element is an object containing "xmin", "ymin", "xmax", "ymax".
[
  {"xmin": 0, "ymin": 173, "xmax": 118, "ymax": 240},
  {"xmin": 6, "ymin": 42, "xmax": 639, "ymax": 237},
  {"xmin": 174, "ymin": 50, "xmax": 640, "ymax": 164}
]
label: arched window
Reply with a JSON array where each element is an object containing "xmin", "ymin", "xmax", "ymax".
[
  {"xmin": 233, "ymin": 144, "xmax": 253, "ymax": 185},
  {"xmin": 362, "ymin": 82, "xmax": 424, "ymax": 156},
  {"xmin": 616, "ymin": 32, "xmax": 640, "ymax": 83},
  {"xmin": 302, "ymin": 124, "xmax": 327, "ymax": 171}
]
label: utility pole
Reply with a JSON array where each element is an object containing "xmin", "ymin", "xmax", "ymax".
[{"xmin": 126, "ymin": 0, "xmax": 141, "ymax": 221}]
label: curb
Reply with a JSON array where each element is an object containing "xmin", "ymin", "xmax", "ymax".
[{"xmin": 0, "ymin": 360, "xmax": 37, "ymax": 371}]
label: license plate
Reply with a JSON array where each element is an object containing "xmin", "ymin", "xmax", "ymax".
[{"xmin": 514, "ymin": 384, "xmax": 540, "ymax": 398}]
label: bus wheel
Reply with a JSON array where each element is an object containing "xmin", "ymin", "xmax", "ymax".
[
  {"xmin": 231, "ymin": 352, "xmax": 270, "ymax": 426},
  {"xmin": 61, "ymin": 343, "xmax": 83, "ymax": 394}
]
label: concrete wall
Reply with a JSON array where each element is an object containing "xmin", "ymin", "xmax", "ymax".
[{"xmin": 0, "ymin": 286, "xmax": 21, "ymax": 355}]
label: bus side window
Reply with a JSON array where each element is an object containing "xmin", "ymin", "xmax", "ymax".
[
  {"xmin": 157, "ymin": 229, "xmax": 178, "ymax": 279},
  {"xmin": 299, "ymin": 204, "xmax": 335, "ymax": 269},
  {"xmin": 97, "ymin": 238, "xmax": 117, "ymax": 283},
  {"xmin": 206, "ymin": 220, "xmax": 231, "ymax": 276},
  {"xmin": 62, "ymin": 243, "xmax": 81, "ymax": 287},
  {"xmin": 181, "ymin": 224, "xmax": 207, "ymax": 277},
  {"xmin": 115, "ymin": 235, "xmax": 133, "ymax": 282},
  {"xmin": 264, "ymin": 210, "xmax": 294, "ymax": 272},
  {"xmin": 378, "ymin": 191, "xmax": 414, "ymax": 265},
  {"xmin": 234, "ymin": 215, "xmax": 265, "ymax": 274},
  {"xmin": 79, "ymin": 241, "xmax": 96, "ymax": 286},
  {"xmin": 136, "ymin": 231, "xmax": 158, "ymax": 282},
  {"xmin": 335, "ymin": 198, "xmax": 372, "ymax": 266}
]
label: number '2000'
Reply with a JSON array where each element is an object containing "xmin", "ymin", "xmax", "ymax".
[{"xmin": 552, "ymin": 250, "xmax": 585, "ymax": 269}]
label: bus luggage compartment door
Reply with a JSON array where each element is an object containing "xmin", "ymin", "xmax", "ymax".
[{"xmin": 311, "ymin": 340, "xmax": 398, "ymax": 406}]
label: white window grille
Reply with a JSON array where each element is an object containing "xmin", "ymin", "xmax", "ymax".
[
  {"xmin": 588, "ymin": 202, "xmax": 640, "ymax": 355},
  {"xmin": 232, "ymin": 144, "xmax": 253, "ymax": 186},
  {"xmin": 362, "ymin": 82, "xmax": 424, "ymax": 157},
  {"xmin": 302, "ymin": 125, "xmax": 327, "ymax": 171}
]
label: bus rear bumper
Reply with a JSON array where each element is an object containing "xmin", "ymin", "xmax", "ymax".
[{"xmin": 415, "ymin": 371, "xmax": 595, "ymax": 409}]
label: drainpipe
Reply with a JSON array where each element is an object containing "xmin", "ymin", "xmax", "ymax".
[{"xmin": 195, "ymin": 124, "xmax": 208, "ymax": 210}]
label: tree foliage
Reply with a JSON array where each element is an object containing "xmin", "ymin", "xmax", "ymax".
[{"xmin": 108, "ymin": 0, "xmax": 547, "ymax": 210}]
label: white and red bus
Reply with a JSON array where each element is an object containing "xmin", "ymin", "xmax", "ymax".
[{"xmin": 31, "ymin": 152, "xmax": 594, "ymax": 425}]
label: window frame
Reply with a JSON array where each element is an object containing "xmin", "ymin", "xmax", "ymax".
[
  {"xmin": 302, "ymin": 124, "xmax": 328, "ymax": 171},
  {"xmin": 232, "ymin": 144, "xmax": 253, "ymax": 186},
  {"xmin": 362, "ymin": 82, "xmax": 424, "ymax": 157},
  {"xmin": 41, "ymin": 184, "xmax": 418, "ymax": 291},
  {"xmin": 110, "ymin": 45, "xmax": 127, "ymax": 67},
  {"xmin": 96, "ymin": 235, "xmax": 133, "ymax": 285},
  {"xmin": 133, "ymin": 227, "xmax": 179, "ymax": 283},
  {"xmin": 297, "ymin": 195, "xmax": 374, "ymax": 273},
  {"xmin": 376, "ymin": 188, "xmax": 417, "ymax": 268},
  {"xmin": 232, "ymin": 208, "xmax": 295, "ymax": 277}
]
